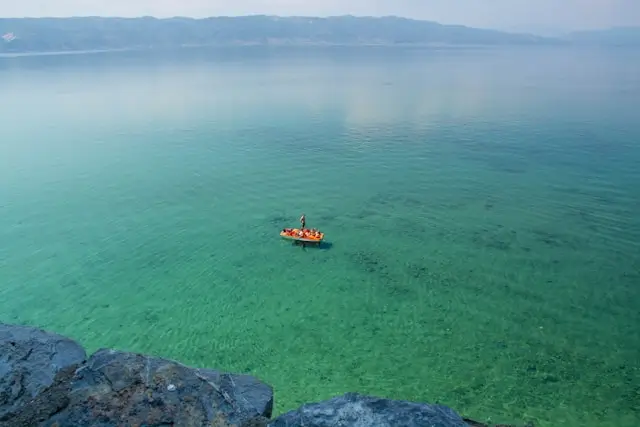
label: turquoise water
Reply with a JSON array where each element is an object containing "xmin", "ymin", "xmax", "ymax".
[{"xmin": 1, "ymin": 46, "xmax": 639, "ymax": 426}]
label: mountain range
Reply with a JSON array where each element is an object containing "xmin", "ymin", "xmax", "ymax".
[{"xmin": 1, "ymin": 15, "xmax": 639, "ymax": 54}]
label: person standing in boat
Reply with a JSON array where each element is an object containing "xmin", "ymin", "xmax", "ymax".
[{"xmin": 300, "ymin": 213, "xmax": 306, "ymax": 230}]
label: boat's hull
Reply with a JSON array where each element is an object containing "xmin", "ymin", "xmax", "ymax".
[
  {"xmin": 280, "ymin": 229, "xmax": 324, "ymax": 243},
  {"xmin": 280, "ymin": 235, "xmax": 323, "ymax": 243}
]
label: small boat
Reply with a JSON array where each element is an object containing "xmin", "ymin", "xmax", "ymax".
[{"xmin": 280, "ymin": 228, "xmax": 324, "ymax": 243}]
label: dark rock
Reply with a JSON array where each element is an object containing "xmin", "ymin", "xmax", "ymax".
[
  {"xmin": 195, "ymin": 368, "xmax": 274, "ymax": 419},
  {"xmin": 40, "ymin": 348, "xmax": 273, "ymax": 427},
  {"xmin": 0, "ymin": 323, "xmax": 87, "ymax": 422},
  {"xmin": 1, "ymin": 324, "xmax": 273, "ymax": 427},
  {"xmin": 3, "ymin": 364, "xmax": 78, "ymax": 427},
  {"xmin": 268, "ymin": 392, "xmax": 469, "ymax": 427}
]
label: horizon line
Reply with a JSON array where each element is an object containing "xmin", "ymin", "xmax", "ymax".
[{"xmin": 0, "ymin": 14, "xmax": 636, "ymax": 34}]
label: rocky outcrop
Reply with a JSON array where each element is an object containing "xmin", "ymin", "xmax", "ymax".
[
  {"xmin": 267, "ymin": 394, "xmax": 532, "ymax": 427},
  {"xmin": 0, "ymin": 324, "xmax": 87, "ymax": 423},
  {"xmin": 39, "ymin": 348, "xmax": 272, "ymax": 427},
  {"xmin": 0, "ymin": 323, "xmax": 272, "ymax": 427},
  {"xmin": 0, "ymin": 323, "xmax": 531, "ymax": 427},
  {"xmin": 268, "ymin": 392, "xmax": 469, "ymax": 427}
]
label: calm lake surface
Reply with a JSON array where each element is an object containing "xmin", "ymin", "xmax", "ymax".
[{"xmin": 1, "ymin": 46, "xmax": 639, "ymax": 427}]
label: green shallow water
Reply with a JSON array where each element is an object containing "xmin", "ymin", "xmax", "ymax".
[{"xmin": 1, "ymin": 46, "xmax": 639, "ymax": 426}]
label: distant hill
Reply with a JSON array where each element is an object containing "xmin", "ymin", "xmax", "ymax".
[
  {"xmin": 0, "ymin": 15, "xmax": 557, "ymax": 54},
  {"xmin": 564, "ymin": 26, "xmax": 640, "ymax": 46}
]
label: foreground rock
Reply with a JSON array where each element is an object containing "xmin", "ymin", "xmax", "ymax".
[
  {"xmin": 268, "ymin": 393, "xmax": 532, "ymax": 427},
  {"xmin": 0, "ymin": 324, "xmax": 87, "ymax": 423},
  {"xmin": 0, "ymin": 323, "xmax": 273, "ymax": 427},
  {"xmin": 269, "ymin": 392, "xmax": 469, "ymax": 427}
]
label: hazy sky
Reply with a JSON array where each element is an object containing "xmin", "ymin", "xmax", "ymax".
[{"xmin": 2, "ymin": 0, "xmax": 639, "ymax": 33}]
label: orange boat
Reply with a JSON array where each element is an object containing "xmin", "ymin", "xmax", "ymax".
[{"xmin": 280, "ymin": 228, "xmax": 324, "ymax": 243}]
